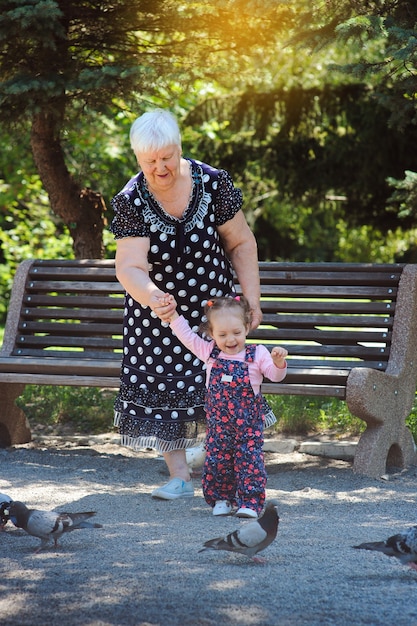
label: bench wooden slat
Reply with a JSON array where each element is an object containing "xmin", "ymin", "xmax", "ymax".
[
  {"xmin": 23, "ymin": 295, "xmax": 125, "ymax": 309},
  {"xmin": 260, "ymin": 313, "xmax": 393, "ymax": 328},
  {"xmin": 249, "ymin": 284, "xmax": 398, "ymax": 298},
  {"xmin": 0, "ymin": 356, "xmax": 121, "ymax": 376},
  {"xmin": 26, "ymin": 280, "xmax": 124, "ymax": 293},
  {"xmin": 258, "ymin": 269, "xmax": 402, "ymax": 286},
  {"xmin": 250, "ymin": 328, "xmax": 391, "ymax": 343},
  {"xmin": 260, "ymin": 301, "xmax": 395, "ymax": 314},
  {"xmin": 14, "ymin": 336, "xmax": 122, "ymax": 350},
  {"xmin": 22, "ymin": 307, "xmax": 124, "ymax": 320},
  {"xmin": 262, "ymin": 382, "xmax": 347, "ymax": 398},
  {"xmin": 19, "ymin": 322, "xmax": 123, "ymax": 336},
  {"xmin": 9, "ymin": 348, "xmax": 122, "ymax": 359}
]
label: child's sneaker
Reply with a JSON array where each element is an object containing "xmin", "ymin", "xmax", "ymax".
[
  {"xmin": 235, "ymin": 507, "xmax": 258, "ymax": 519},
  {"xmin": 212, "ymin": 500, "xmax": 232, "ymax": 516}
]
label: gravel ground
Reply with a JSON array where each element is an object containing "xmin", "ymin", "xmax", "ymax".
[{"xmin": 1, "ymin": 435, "xmax": 417, "ymax": 626}]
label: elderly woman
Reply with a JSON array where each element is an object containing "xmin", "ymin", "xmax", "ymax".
[{"xmin": 110, "ymin": 109, "xmax": 262, "ymax": 500}]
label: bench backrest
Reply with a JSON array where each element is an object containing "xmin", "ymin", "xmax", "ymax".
[{"xmin": 3, "ymin": 259, "xmax": 405, "ymax": 396}]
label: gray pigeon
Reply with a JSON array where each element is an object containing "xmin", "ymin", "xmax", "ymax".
[
  {"xmin": 354, "ymin": 525, "xmax": 417, "ymax": 571},
  {"xmin": 199, "ymin": 499, "xmax": 280, "ymax": 562},
  {"xmin": 4, "ymin": 501, "xmax": 102, "ymax": 552},
  {"xmin": 0, "ymin": 492, "xmax": 12, "ymax": 531}
]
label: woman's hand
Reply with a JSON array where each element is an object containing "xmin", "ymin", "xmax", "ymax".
[
  {"xmin": 250, "ymin": 306, "xmax": 263, "ymax": 330},
  {"xmin": 152, "ymin": 293, "xmax": 178, "ymax": 323}
]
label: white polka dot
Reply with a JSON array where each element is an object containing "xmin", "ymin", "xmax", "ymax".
[{"xmin": 130, "ymin": 375, "xmax": 138, "ymax": 383}]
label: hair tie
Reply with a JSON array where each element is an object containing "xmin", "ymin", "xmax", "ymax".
[
  {"xmin": 207, "ymin": 300, "xmax": 214, "ymax": 307},
  {"xmin": 234, "ymin": 296, "xmax": 240, "ymax": 301}
]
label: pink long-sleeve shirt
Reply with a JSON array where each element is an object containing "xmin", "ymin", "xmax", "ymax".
[{"xmin": 170, "ymin": 315, "xmax": 287, "ymax": 394}]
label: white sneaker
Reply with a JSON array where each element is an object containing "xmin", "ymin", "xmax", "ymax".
[
  {"xmin": 212, "ymin": 500, "xmax": 232, "ymax": 516},
  {"xmin": 235, "ymin": 507, "xmax": 258, "ymax": 519}
]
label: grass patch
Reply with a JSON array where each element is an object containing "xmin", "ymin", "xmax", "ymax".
[
  {"xmin": 266, "ymin": 395, "xmax": 365, "ymax": 437},
  {"xmin": 11, "ymin": 384, "xmax": 417, "ymax": 444},
  {"xmin": 16, "ymin": 385, "xmax": 116, "ymax": 435}
]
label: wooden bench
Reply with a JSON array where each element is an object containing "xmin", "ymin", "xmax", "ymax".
[{"xmin": 1, "ymin": 259, "xmax": 417, "ymax": 478}]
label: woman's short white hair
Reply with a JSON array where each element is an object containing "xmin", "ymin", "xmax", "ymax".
[{"xmin": 130, "ymin": 109, "xmax": 181, "ymax": 154}]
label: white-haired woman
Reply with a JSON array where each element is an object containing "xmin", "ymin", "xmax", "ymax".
[{"xmin": 110, "ymin": 109, "xmax": 262, "ymax": 500}]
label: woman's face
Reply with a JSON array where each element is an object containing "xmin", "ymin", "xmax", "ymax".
[{"xmin": 136, "ymin": 144, "xmax": 181, "ymax": 193}]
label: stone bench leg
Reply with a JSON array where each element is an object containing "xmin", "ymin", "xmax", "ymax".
[
  {"xmin": 346, "ymin": 368, "xmax": 417, "ymax": 478},
  {"xmin": 0, "ymin": 383, "xmax": 31, "ymax": 446}
]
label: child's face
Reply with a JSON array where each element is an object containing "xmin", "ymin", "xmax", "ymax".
[{"xmin": 209, "ymin": 310, "xmax": 249, "ymax": 355}]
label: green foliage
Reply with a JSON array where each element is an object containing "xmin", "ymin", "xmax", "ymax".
[
  {"xmin": 267, "ymin": 395, "xmax": 365, "ymax": 436},
  {"xmin": 16, "ymin": 385, "xmax": 116, "ymax": 435},
  {"xmin": 10, "ymin": 383, "xmax": 417, "ymax": 444},
  {"xmin": 267, "ymin": 393, "xmax": 417, "ymax": 444}
]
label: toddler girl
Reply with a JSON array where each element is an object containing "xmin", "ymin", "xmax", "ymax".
[{"xmin": 162, "ymin": 294, "xmax": 288, "ymax": 518}]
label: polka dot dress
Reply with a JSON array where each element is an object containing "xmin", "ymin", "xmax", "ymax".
[{"xmin": 110, "ymin": 159, "xmax": 242, "ymax": 452}]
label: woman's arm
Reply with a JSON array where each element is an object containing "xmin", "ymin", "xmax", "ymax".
[
  {"xmin": 217, "ymin": 211, "xmax": 262, "ymax": 329},
  {"xmin": 115, "ymin": 236, "xmax": 175, "ymax": 317}
]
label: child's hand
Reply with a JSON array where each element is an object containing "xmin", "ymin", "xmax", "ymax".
[
  {"xmin": 271, "ymin": 346, "xmax": 288, "ymax": 369},
  {"xmin": 154, "ymin": 293, "xmax": 178, "ymax": 323}
]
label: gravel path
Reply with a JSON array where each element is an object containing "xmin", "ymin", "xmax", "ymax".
[{"xmin": 1, "ymin": 436, "xmax": 417, "ymax": 626}]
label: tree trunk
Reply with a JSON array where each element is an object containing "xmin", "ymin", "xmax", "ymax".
[{"xmin": 30, "ymin": 110, "xmax": 105, "ymax": 259}]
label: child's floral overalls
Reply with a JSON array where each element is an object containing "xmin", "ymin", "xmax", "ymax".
[{"xmin": 202, "ymin": 345, "xmax": 268, "ymax": 515}]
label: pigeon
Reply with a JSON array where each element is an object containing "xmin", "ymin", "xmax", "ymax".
[
  {"xmin": 353, "ymin": 525, "xmax": 417, "ymax": 571},
  {"xmin": 185, "ymin": 443, "xmax": 206, "ymax": 472},
  {"xmin": 199, "ymin": 499, "xmax": 280, "ymax": 562},
  {"xmin": 0, "ymin": 492, "xmax": 12, "ymax": 531},
  {"xmin": 4, "ymin": 501, "xmax": 103, "ymax": 552}
]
